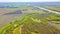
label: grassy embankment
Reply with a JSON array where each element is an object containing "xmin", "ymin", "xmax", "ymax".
[{"xmin": 44, "ymin": 6, "xmax": 60, "ymax": 11}]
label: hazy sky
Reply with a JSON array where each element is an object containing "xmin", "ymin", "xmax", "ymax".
[{"xmin": 0, "ymin": 0, "xmax": 60, "ymax": 2}]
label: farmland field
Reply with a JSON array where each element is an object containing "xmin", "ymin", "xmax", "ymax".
[{"xmin": 0, "ymin": 2, "xmax": 60, "ymax": 34}]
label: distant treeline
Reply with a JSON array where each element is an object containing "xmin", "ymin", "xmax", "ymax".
[{"xmin": 0, "ymin": 2, "xmax": 60, "ymax": 8}]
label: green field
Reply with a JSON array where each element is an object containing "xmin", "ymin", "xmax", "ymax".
[{"xmin": 18, "ymin": 5, "xmax": 29, "ymax": 8}]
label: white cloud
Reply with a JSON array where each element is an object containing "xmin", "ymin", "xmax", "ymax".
[{"xmin": 0, "ymin": 0, "xmax": 60, "ymax": 2}]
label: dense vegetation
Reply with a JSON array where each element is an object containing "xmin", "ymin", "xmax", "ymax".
[{"xmin": 0, "ymin": 13, "xmax": 60, "ymax": 34}]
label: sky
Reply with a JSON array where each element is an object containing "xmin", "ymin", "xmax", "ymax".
[{"xmin": 0, "ymin": 0, "xmax": 60, "ymax": 2}]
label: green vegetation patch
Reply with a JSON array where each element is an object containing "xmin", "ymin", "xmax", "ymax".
[
  {"xmin": 0, "ymin": 13, "xmax": 60, "ymax": 34},
  {"xmin": 18, "ymin": 5, "xmax": 29, "ymax": 8},
  {"xmin": 0, "ymin": 8, "xmax": 17, "ymax": 10}
]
